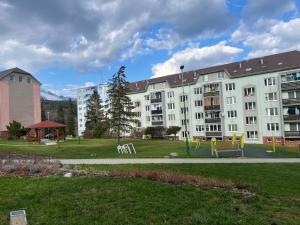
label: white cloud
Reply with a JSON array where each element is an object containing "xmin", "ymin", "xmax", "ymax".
[
  {"xmin": 151, "ymin": 41, "xmax": 243, "ymax": 77},
  {"xmin": 232, "ymin": 18, "xmax": 300, "ymax": 58}
]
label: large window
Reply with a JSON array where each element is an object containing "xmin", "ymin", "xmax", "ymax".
[
  {"xmin": 195, "ymin": 100, "xmax": 202, "ymax": 107},
  {"xmin": 195, "ymin": 112, "xmax": 203, "ymax": 119},
  {"xmin": 167, "ymin": 103, "xmax": 175, "ymax": 110},
  {"xmin": 196, "ymin": 125, "xmax": 204, "ymax": 132},
  {"xmin": 228, "ymin": 124, "xmax": 238, "ymax": 132},
  {"xmin": 246, "ymin": 116, "xmax": 257, "ymax": 125},
  {"xmin": 264, "ymin": 77, "xmax": 276, "ymax": 86},
  {"xmin": 226, "ymin": 96, "xmax": 236, "ymax": 105},
  {"xmin": 167, "ymin": 91, "xmax": 174, "ymax": 98},
  {"xmin": 180, "ymin": 95, "xmax": 188, "ymax": 102},
  {"xmin": 245, "ymin": 102, "xmax": 256, "ymax": 110},
  {"xmin": 181, "ymin": 107, "xmax": 188, "ymax": 114},
  {"xmin": 181, "ymin": 119, "xmax": 189, "ymax": 126},
  {"xmin": 244, "ymin": 87, "xmax": 255, "ymax": 96},
  {"xmin": 227, "ymin": 110, "xmax": 237, "ymax": 118},
  {"xmin": 225, "ymin": 83, "xmax": 235, "ymax": 91},
  {"xmin": 265, "ymin": 92, "xmax": 278, "ymax": 101},
  {"xmin": 267, "ymin": 123, "xmax": 279, "ymax": 131},
  {"xmin": 206, "ymin": 124, "xmax": 222, "ymax": 132},
  {"xmin": 247, "ymin": 131, "xmax": 258, "ymax": 139},
  {"xmin": 168, "ymin": 114, "xmax": 175, "ymax": 120},
  {"xmin": 266, "ymin": 107, "xmax": 278, "ymax": 116},
  {"xmin": 194, "ymin": 87, "xmax": 202, "ymax": 95},
  {"xmin": 281, "ymin": 71, "xmax": 300, "ymax": 82}
]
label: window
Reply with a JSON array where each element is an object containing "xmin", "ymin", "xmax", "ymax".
[
  {"xmin": 227, "ymin": 110, "xmax": 237, "ymax": 118},
  {"xmin": 265, "ymin": 92, "xmax": 277, "ymax": 101},
  {"xmin": 144, "ymin": 95, "xmax": 149, "ymax": 100},
  {"xmin": 195, "ymin": 100, "xmax": 202, "ymax": 107},
  {"xmin": 167, "ymin": 103, "xmax": 175, "ymax": 110},
  {"xmin": 182, "ymin": 131, "xmax": 190, "ymax": 138},
  {"xmin": 146, "ymin": 105, "xmax": 150, "ymax": 111},
  {"xmin": 10, "ymin": 75, "xmax": 15, "ymax": 81},
  {"xmin": 226, "ymin": 96, "xmax": 236, "ymax": 105},
  {"xmin": 247, "ymin": 131, "xmax": 258, "ymax": 139},
  {"xmin": 281, "ymin": 71, "xmax": 300, "ymax": 82},
  {"xmin": 217, "ymin": 71, "xmax": 225, "ymax": 79},
  {"xmin": 180, "ymin": 95, "xmax": 188, "ymax": 102},
  {"xmin": 225, "ymin": 83, "xmax": 235, "ymax": 91},
  {"xmin": 181, "ymin": 119, "xmax": 189, "ymax": 126},
  {"xmin": 181, "ymin": 107, "xmax": 188, "ymax": 114},
  {"xmin": 194, "ymin": 87, "xmax": 202, "ymax": 95},
  {"xmin": 228, "ymin": 124, "xmax": 238, "ymax": 132},
  {"xmin": 167, "ymin": 91, "xmax": 174, "ymax": 98},
  {"xmin": 195, "ymin": 112, "xmax": 203, "ymax": 119},
  {"xmin": 267, "ymin": 123, "xmax": 279, "ymax": 131},
  {"xmin": 246, "ymin": 116, "xmax": 257, "ymax": 125},
  {"xmin": 202, "ymin": 75, "xmax": 208, "ymax": 82},
  {"xmin": 136, "ymin": 112, "xmax": 141, "ymax": 117},
  {"xmin": 19, "ymin": 76, "xmax": 23, "ymax": 82},
  {"xmin": 204, "ymin": 83, "xmax": 219, "ymax": 92},
  {"xmin": 266, "ymin": 107, "xmax": 278, "ymax": 116},
  {"xmin": 150, "ymin": 84, "xmax": 155, "ymax": 90},
  {"xmin": 287, "ymin": 90, "xmax": 300, "ymax": 99},
  {"xmin": 146, "ymin": 116, "xmax": 151, "ymax": 122},
  {"xmin": 168, "ymin": 114, "xmax": 175, "ymax": 120},
  {"xmin": 206, "ymin": 124, "xmax": 222, "ymax": 132},
  {"xmin": 245, "ymin": 102, "xmax": 256, "ymax": 110},
  {"xmin": 196, "ymin": 125, "xmax": 204, "ymax": 132},
  {"xmin": 27, "ymin": 77, "xmax": 32, "ymax": 84},
  {"xmin": 264, "ymin": 77, "xmax": 276, "ymax": 86},
  {"xmin": 244, "ymin": 87, "xmax": 255, "ymax": 96}
]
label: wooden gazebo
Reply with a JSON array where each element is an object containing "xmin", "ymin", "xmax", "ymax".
[{"xmin": 25, "ymin": 120, "xmax": 66, "ymax": 142}]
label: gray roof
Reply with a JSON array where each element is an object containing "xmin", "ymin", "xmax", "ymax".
[
  {"xmin": 128, "ymin": 50, "xmax": 300, "ymax": 93},
  {"xmin": 0, "ymin": 67, "xmax": 41, "ymax": 84}
]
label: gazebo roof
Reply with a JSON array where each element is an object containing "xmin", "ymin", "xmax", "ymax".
[{"xmin": 26, "ymin": 120, "xmax": 66, "ymax": 129}]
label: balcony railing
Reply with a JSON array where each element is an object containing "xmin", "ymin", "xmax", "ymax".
[
  {"xmin": 151, "ymin": 110, "xmax": 163, "ymax": 115},
  {"xmin": 152, "ymin": 121, "xmax": 163, "ymax": 126},
  {"xmin": 204, "ymin": 105, "xmax": 220, "ymax": 111},
  {"xmin": 205, "ymin": 118, "xmax": 221, "ymax": 123},
  {"xmin": 281, "ymin": 81, "xmax": 300, "ymax": 91},
  {"xmin": 203, "ymin": 91, "xmax": 219, "ymax": 97},
  {"xmin": 206, "ymin": 132, "xmax": 222, "ymax": 137},
  {"xmin": 283, "ymin": 115, "xmax": 300, "ymax": 121},
  {"xmin": 150, "ymin": 98, "xmax": 162, "ymax": 103},
  {"xmin": 282, "ymin": 98, "xmax": 300, "ymax": 105},
  {"xmin": 284, "ymin": 131, "xmax": 300, "ymax": 137}
]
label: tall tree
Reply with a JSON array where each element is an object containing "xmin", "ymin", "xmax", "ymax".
[
  {"xmin": 108, "ymin": 66, "xmax": 136, "ymax": 144},
  {"xmin": 66, "ymin": 98, "xmax": 76, "ymax": 136},
  {"xmin": 56, "ymin": 105, "xmax": 65, "ymax": 124},
  {"xmin": 85, "ymin": 90, "xmax": 107, "ymax": 137}
]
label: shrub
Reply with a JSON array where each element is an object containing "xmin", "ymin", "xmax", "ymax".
[
  {"xmin": 144, "ymin": 126, "xmax": 166, "ymax": 138},
  {"xmin": 166, "ymin": 126, "xmax": 181, "ymax": 138},
  {"xmin": 6, "ymin": 120, "xmax": 26, "ymax": 140}
]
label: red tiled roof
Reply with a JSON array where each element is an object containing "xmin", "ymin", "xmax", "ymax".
[
  {"xmin": 26, "ymin": 120, "xmax": 66, "ymax": 129},
  {"xmin": 127, "ymin": 50, "xmax": 300, "ymax": 94}
]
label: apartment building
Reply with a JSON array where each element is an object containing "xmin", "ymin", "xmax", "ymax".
[
  {"xmin": 0, "ymin": 67, "xmax": 41, "ymax": 138},
  {"xmin": 77, "ymin": 83, "xmax": 109, "ymax": 136},
  {"xmin": 127, "ymin": 51, "xmax": 300, "ymax": 146}
]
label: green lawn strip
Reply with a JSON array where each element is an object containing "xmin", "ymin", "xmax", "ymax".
[
  {"xmin": 0, "ymin": 176, "xmax": 299, "ymax": 225},
  {"xmin": 81, "ymin": 163, "xmax": 300, "ymax": 198},
  {"xmin": 0, "ymin": 139, "xmax": 298, "ymax": 158}
]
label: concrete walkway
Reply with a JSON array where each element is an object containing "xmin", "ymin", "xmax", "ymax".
[{"xmin": 59, "ymin": 158, "xmax": 300, "ymax": 165}]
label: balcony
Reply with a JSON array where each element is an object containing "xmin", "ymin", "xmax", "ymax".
[
  {"xmin": 283, "ymin": 114, "xmax": 300, "ymax": 121},
  {"xmin": 206, "ymin": 132, "xmax": 222, "ymax": 137},
  {"xmin": 282, "ymin": 98, "xmax": 300, "ymax": 106},
  {"xmin": 205, "ymin": 118, "xmax": 221, "ymax": 123},
  {"xmin": 204, "ymin": 105, "xmax": 220, "ymax": 111},
  {"xmin": 152, "ymin": 121, "xmax": 163, "ymax": 126},
  {"xmin": 285, "ymin": 131, "xmax": 300, "ymax": 137},
  {"xmin": 203, "ymin": 91, "xmax": 219, "ymax": 97},
  {"xmin": 151, "ymin": 109, "xmax": 163, "ymax": 115},
  {"xmin": 150, "ymin": 98, "xmax": 162, "ymax": 103},
  {"xmin": 281, "ymin": 81, "xmax": 300, "ymax": 91}
]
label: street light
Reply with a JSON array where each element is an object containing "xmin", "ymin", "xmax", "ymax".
[{"xmin": 180, "ymin": 65, "xmax": 190, "ymax": 156}]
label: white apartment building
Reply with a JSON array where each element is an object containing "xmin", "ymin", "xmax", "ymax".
[
  {"xmin": 127, "ymin": 51, "xmax": 300, "ymax": 146},
  {"xmin": 77, "ymin": 83, "xmax": 109, "ymax": 136}
]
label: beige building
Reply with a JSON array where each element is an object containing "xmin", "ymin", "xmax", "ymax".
[{"xmin": 0, "ymin": 68, "xmax": 41, "ymax": 138}]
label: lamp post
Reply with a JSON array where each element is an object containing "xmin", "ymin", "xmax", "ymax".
[{"xmin": 180, "ymin": 65, "xmax": 190, "ymax": 156}]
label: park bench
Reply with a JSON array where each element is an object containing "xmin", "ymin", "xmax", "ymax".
[
  {"xmin": 212, "ymin": 141, "xmax": 244, "ymax": 158},
  {"xmin": 117, "ymin": 143, "xmax": 136, "ymax": 154}
]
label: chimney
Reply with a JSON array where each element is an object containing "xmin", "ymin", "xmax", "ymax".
[{"xmin": 260, "ymin": 58, "xmax": 264, "ymax": 65}]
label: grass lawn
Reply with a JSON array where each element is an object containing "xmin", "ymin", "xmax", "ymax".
[
  {"xmin": 0, "ymin": 164, "xmax": 300, "ymax": 224},
  {"xmin": 0, "ymin": 138, "xmax": 299, "ymax": 158}
]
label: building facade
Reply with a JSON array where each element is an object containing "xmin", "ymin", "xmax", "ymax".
[
  {"xmin": 0, "ymin": 68, "xmax": 41, "ymax": 138},
  {"xmin": 127, "ymin": 51, "xmax": 300, "ymax": 146},
  {"xmin": 76, "ymin": 51, "xmax": 300, "ymax": 146},
  {"xmin": 77, "ymin": 83, "xmax": 109, "ymax": 136}
]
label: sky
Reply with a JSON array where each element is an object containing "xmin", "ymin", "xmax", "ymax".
[{"xmin": 0, "ymin": 0, "xmax": 300, "ymax": 97}]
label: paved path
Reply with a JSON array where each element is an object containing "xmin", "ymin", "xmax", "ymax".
[{"xmin": 59, "ymin": 158, "xmax": 300, "ymax": 165}]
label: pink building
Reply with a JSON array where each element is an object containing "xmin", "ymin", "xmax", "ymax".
[{"xmin": 0, "ymin": 68, "xmax": 41, "ymax": 138}]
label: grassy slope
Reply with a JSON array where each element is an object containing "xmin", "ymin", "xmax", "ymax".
[
  {"xmin": 0, "ymin": 139, "xmax": 299, "ymax": 158},
  {"xmin": 0, "ymin": 164, "xmax": 300, "ymax": 224}
]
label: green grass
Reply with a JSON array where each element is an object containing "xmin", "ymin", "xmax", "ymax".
[
  {"xmin": 0, "ymin": 138, "xmax": 299, "ymax": 158},
  {"xmin": 1, "ymin": 164, "xmax": 300, "ymax": 224}
]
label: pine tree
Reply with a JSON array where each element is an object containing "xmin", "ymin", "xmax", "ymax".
[
  {"xmin": 107, "ymin": 66, "xmax": 136, "ymax": 144},
  {"xmin": 56, "ymin": 105, "xmax": 65, "ymax": 124},
  {"xmin": 85, "ymin": 90, "xmax": 107, "ymax": 137},
  {"xmin": 66, "ymin": 98, "xmax": 76, "ymax": 136}
]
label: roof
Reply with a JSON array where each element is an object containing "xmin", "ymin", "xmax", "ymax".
[
  {"xmin": 0, "ymin": 67, "xmax": 41, "ymax": 84},
  {"xmin": 25, "ymin": 120, "xmax": 66, "ymax": 129},
  {"xmin": 127, "ymin": 50, "xmax": 300, "ymax": 94}
]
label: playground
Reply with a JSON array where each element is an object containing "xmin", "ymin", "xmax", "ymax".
[{"xmin": 0, "ymin": 137, "xmax": 298, "ymax": 159}]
